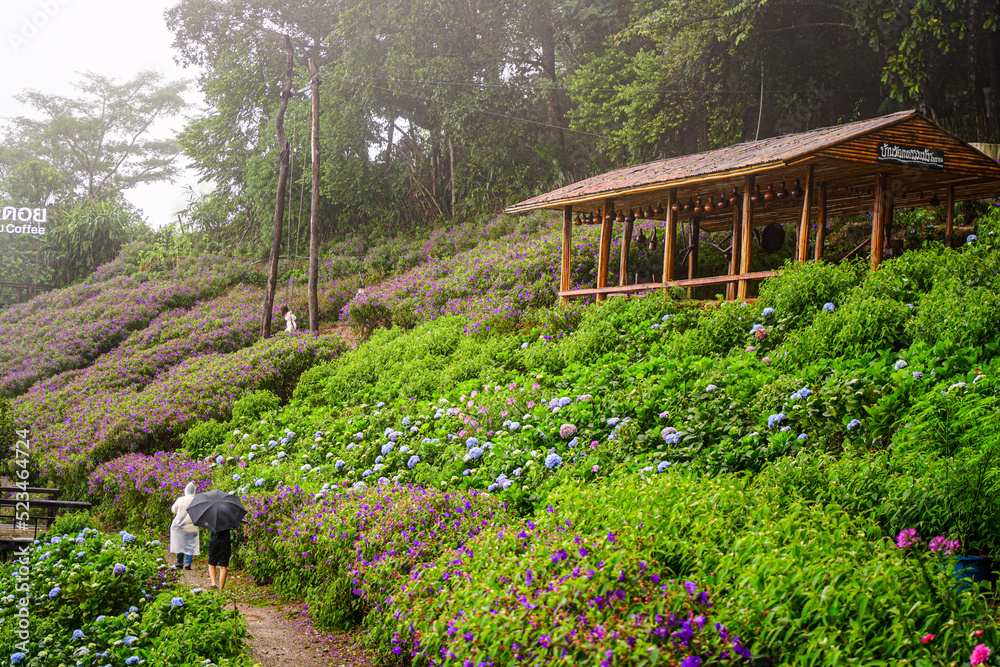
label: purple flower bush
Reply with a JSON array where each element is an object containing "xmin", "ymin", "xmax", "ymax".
[{"xmin": 88, "ymin": 452, "xmax": 214, "ymax": 533}]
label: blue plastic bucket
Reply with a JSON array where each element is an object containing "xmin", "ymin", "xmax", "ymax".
[{"xmin": 953, "ymin": 556, "xmax": 992, "ymax": 591}]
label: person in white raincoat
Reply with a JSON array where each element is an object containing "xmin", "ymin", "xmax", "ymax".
[{"xmin": 170, "ymin": 482, "xmax": 200, "ymax": 569}]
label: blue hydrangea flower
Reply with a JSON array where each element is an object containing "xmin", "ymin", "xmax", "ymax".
[
  {"xmin": 822, "ymin": 302, "xmax": 835, "ymax": 312},
  {"xmin": 72, "ymin": 629, "xmax": 85, "ymax": 640},
  {"xmin": 767, "ymin": 413, "xmax": 786, "ymax": 429},
  {"xmin": 381, "ymin": 443, "xmax": 394, "ymax": 455},
  {"xmin": 268, "ymin": 440, "xmax": 278, "ymax": 447},
  {"xmin": 607, "ymin": 417, "xmax": 620, "ymax": 427},
  {"xmin": 362, "ymin": 469, "xmax": 373, "ymax": 478},
  {"xmin": 558, "ymin": 397, "xmax": 572, "ymax": 407},
  {"xmin": 254, "ymin": 478, "xmax": 266, "ymax": 487},
  {"xmin": 847, "ymin": 418, "xmax": 862, "ymax": 430},
  {"xmin": 49, "ymin": 587, "xmax": 60, "ymax": 598},
  {"xmin": 488, "ymin": 483, "xmax": 499, "ymax": 492},
  {"xmin": 462, "ymin": 469, "xmax": 472, "ymax": 476},
  {"xmin": 170, "ymin": 597, "xmax": 184, "ymax": 608},
  {"xmin": 402, "ymin": 416, "xmax": 411, "ymax": 426},
  {"xmin": 466, "ymin": 437, "xmax": 479, "ymax": 448},
  {"xmin": 894, "ymin": 359, "xmax": 908, "ymax": 370},
  {"xmin": 277, "ymin": 451, "xmax": 286, "ymax": 459},
  {"xmin": 334, "ymin": 459, "xmax": 345, "ymax": 470},
  {"xmin": 656, "ymin": 461, "xmax": 671, "ymax": 473},
  {"xmin": 215, "ymin": 455, "xmax": 225, "ymax": 464},
  {"xmin": 750, "ymin": 323, "xmax": 763, "ymax": 333},
  {"xmin": 521, "ymin": 342, "xmax": 529, "ymax": 349},
  {"xmin": 352, "ymin": 481, "xmax": 366, "ymax": 490},
  {"xmin": 779, "ymin": 425, "xmax": 792, "ymax": 432},
  {"xmin": 376, "ymin": 401, "xmax": 386, "ymax": 408},
  {"xmin": 95, "ymin": 615, "xmax": 106, "ymax": 622},
  {"xmin": 544, "ymin": 454, "xmax": 563, "ymax": 469},
  {"xmin": 232, "ymin": 473, "xmax": 241, "ymax": 481},
  {"xmin": 123, "ymin": 636, "xmax": 138, "ymax": 646},
  {"xmin": 388, "ymin": 431, "xmax": 400, "ymax": 442},
  {"xmin": 10, "ymin": 652, "xmax": 26, "ymax": 665},
  {"xmin": 508, "ymin": 422, "xmax": 520, "ymax": 432},
  {"xmin": 112, "ymin": 563, "xmax": 126, "ymax": 575},
  {"xmin": 705, "ymin": 384, "xmax": 718, "ymax": 393},
  {"xmin": 407, "ymin": 455, "xmax": 420, "ymax": 469},
  {"xmin": 468, "ymin": 447, "xmax": 484, "ymax": 460},
  {"xmin": 354, "ymin": 432, "xmax": 364, "ymax": 441},
  {"xmin": 762, "ymin": 307, "xmax": 775, "ymax": 317},
  {"xmin": 913, "ymin": 371, "xmax": 924, "ymax": 379},
  {"xmin": 967, "ymin": 234, "xmax": 978, "ymax": 244},
  {"xmin": 128, "ymin": 606, "xmax": 138, "ymax": 613},
  {"xmin": 125, "ymin": 657, "xmax": 141, "ymax": 665},
  {"xmin": 50, "ymin": 536, "xmax": 61, "ymax": 544},
  {"xmin": 513, "ymin": 468, "xmax": 522, "ymax": 477},
  {"xmin": 797, "ymin": 433, "xmax": 808, "ymax": 441}
]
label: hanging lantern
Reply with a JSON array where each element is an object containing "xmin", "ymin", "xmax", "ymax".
[
  {"xmin": 616, "ymin": 209, "xmax": 625, "ymax": 223},
  {"xmin": 763, "ymin": 184, "xmax": 776, "ymax": 202},
  {"xmin": 716, "ymin": 192, "xmax": 728, "ymax": 209},
  {"xmin": 777, "ymin": 181, "xmax": 789, "ymax": 199},
  {"xmin": 654, "ymin": 203, "xmax": 664, "ymax": 216},
  {"xmin": 637, "ymin": 207, "xmax": 647, "ymax": 220},
  {"xmin": 646, "ymin": 205, "xmax": 655, "ymax": 219},
  {"xmin": 729, "ymin": 187, "xmax": 741, "ymax": 206},
  {"xmin": 693, "ymin": 198, "xmax": 703, "ymax": 214},
  {"xmin": 574, "ymin": 213, "xmax": 583, "ymax": 226},
  {"xmin": 671, "ymin": 200, "xmax": 682, "ymax": 213},
  {"xmin": 703, "ymin": 198, "xmax": 714, "ymax": 213},
  {"xmin": 750, "ymin": 185, "xmax": 762, "ymax": 205},
  {"xmin": 790, "ymin": 179, "xmax": 803, "ymax": 198}
]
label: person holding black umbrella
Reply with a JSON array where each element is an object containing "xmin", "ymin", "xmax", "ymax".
[{"xmin": 185, "ymin": 489, "xmax": 247, "ymax": 592}]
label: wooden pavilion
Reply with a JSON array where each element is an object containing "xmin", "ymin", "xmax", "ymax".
[{"xmin": 506, "ymin": 110, "xmax": 1000, "ymax": 302}]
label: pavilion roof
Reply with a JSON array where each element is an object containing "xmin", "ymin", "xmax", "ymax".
[{"xmin": 506, "ymin": 110, "xmax": 1000, "ymax": 215}]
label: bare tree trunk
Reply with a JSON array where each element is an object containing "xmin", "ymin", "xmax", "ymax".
[
  {"xmin": 989, "ymin": 30, "xmax": 1000, "ymax": 128},
  {"xmin": 307, "ymin": 57, "xmax": 321, "ymax": 332},
  {"xmin": 261, "ymin": 35, "xmax": 295, "ymax": 339},
  {"xmin": 449, "ymin": 136, "xmax": 456, "ymax": 218},
  {"xmin": 384, "ymin": 112, "xmax": 395, "ymax": 167}
]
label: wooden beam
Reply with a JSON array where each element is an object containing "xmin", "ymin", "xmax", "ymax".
[
  {"xmin": 871, "ymin": 172, "xmax": 887, "ymax": 271},
  {"xmin": 814, "ymin": 182, "xmax": 827, "ymax": 262},
  {"xmin": 619, "ymin": 209, "xmax": 634, "ymax": 287},
  {"xmin": 945, "ymin": 183, "xmax": 955, "ymax": 247},
  {"xmin": 559, "ymin": 270, "xmax": 781, "ymax": 299},
  {"xmin": 727, "ymin": 202, "xmax": 741, "ymax": 299},
  {"xmin": 560, "ymin": 206, "xmax": 573, "ymax": 303},
  {"xmin": 687, "ymin": 217, "xmax": 700, "ymax": 298},
  {"xmin": 597, "ymin": 199, "xmax": 614, "ymax": 302},
  {"xmin": 885, "ymin": 193, "xmax": 895, "ymax": 254},
  {"xmin": 797, "ymin": 165, "xmax": 814, "ymax": 262},
  {"xmin": 662, "ymin": 190, "xmax": 677, "ymax": 283},
  {"xmin": 738, "ymin": 176, "xmax": 755, "ymax": 299}
]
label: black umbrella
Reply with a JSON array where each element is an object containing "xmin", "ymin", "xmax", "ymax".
[{"xmin": 186, "ymin": 490, "xmax": 246, "ymax": 533}]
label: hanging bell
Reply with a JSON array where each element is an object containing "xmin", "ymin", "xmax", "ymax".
[
  {"xmin": 703, "ymin": 198, "xmax": 714, "ymax": 213},
  {"xmin": 574, "ymin": 213, "xmax": 583, "ymax": 226},
  {"xmin": 646, "ymin": 205, "xmax": 655, "ymax": 219},
  {"xmin": 671, "ymin": 200, "xmax": 682, "ymax": 213},
  {"xmin": 750, "ymin": 185, "xmax": 762, "ymax": 205},
  {"xmin": 605, "ymin": 210, "xmax": 615, "ymax": 224},
  {"xmin": 693, "ymin": 198, "xmax": 703, "ymax": 214},
  {"xmin": 717, "ymin": 192, "xmax": 728, "ymax": 209},
  {"xmin": 637, "ymin": 207, "xmax": 646, "ymax": 220},
  {"xmin": 684, "ymin": 197, "xmax": 695, "ymax": 212},
  {"xmin": 763, "ymin": 184, "xmax": 776, "ymax": 202},
  {"xmin": 648, "ymin": 228, "xmax": 658, "ymax": 251},
  {"xmin": 729, "ymin": 187, "xmax": 741, "ymax": 206},
  {"xmin": 790, "ymin": 179, "xmax": 803, "ymax": 198},
  {"xmin": 637, "ymin": 228, "xmax": 647, "ymax": 247},
  {"xmin": 616, "ymin": 209, "xmax": 625, "ymax": 223},
  {"xmin": 777, "ymin": 181, "xmax": 788, "ymax": 199},
  {"xmin": 654, "ymin": 203, "xmax": 664, "ymax": 216},
  {"xmin": 626, "ymin": 209, "xmax": 636, "ymax": 224}
]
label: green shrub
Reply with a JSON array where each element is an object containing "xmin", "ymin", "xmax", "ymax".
[
  {"xmin": 231, "ymin": 390, "xmax": 281, "ymax": 422},
  {"xmin": 181, "ymin": 419, "xmax": 231, "ymax": 458}
]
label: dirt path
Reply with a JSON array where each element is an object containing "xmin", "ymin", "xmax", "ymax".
[{"xmin": 176, "ymin": 564, "xmax": 376, "ymax": 667}]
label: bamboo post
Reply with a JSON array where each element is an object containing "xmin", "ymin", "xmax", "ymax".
[
  {"xmin": 814, "ymin": 183, "xmax": 827, "ymax": 262},
  {"xmin": 796, "ymin": 165, "xmax": 814, "ymax": 262},
  {"xmin": 560, "ymin": 206, "xmax": 573, "ymax": 303},
  {"xmin": 687, "ymin": 217, "xmax": 700, "ymax": 298},
  {"xmin": 618, "ymin": 210, "xmax": 634, "ymax": 287},
  {"xmin": 871, "ymin": 172, "xmax": 888, "ymax": 271},
  {"xmin": 945, "ymin": 183, "xmax": 955, "ymax": 247},
  {"xmin": 885, "ymin": 193, "xmax": 895, "ymax": 254},
  {"xmin": 662, "ymin": 190, "xmax": 677, "ymax": 285},
  {"xmin": 737, "ymin": 177, "xmax": 755, "ymax": 299},
  {"xmin": 597, "ymin": 199, "xmax": 614, "ymax": 303},
  {"xmin": 727, "ymin": 202, "xmax": 741, "ymax": 300}
]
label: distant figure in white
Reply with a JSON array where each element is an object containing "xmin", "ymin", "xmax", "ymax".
[
  {"xmin": 282, "ymin": 306, "xmax": 297, "ymax": 332},
  {"xmin": 170, "ymin": 482, "xmax": 200, "ymax": 570}
]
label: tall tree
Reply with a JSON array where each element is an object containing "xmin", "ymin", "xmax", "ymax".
[{"xmin": 3, "ymin": 71, "xmax": 188, "ymax": 201}]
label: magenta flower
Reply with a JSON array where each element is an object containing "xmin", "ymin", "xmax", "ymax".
[
  {"xmin": 896, "ymin": 528, "xmax": 920, "ymax": 549},
  {"xmin": 971, "ymin": 644, "xmax": 991, "ymax": 666}
]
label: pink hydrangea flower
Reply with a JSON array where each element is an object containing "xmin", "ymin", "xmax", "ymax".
[
  {"xmin": 921, "ymin": 634, "xmax": 935, "ymax": 644},
  {"xmin": 559, "ymin": 424, "xmax": 577, "ymax": 439},
  {"xmin": 592, "ymin": 465, "xmax": 600, "ymax": 473},
  {"xmin": 971, "ymin": 644, "xmax": 990, "ymax": 666},
  {"xmin": 532, "ymin": 382, "xmax": 540, "ymax": 390}
]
